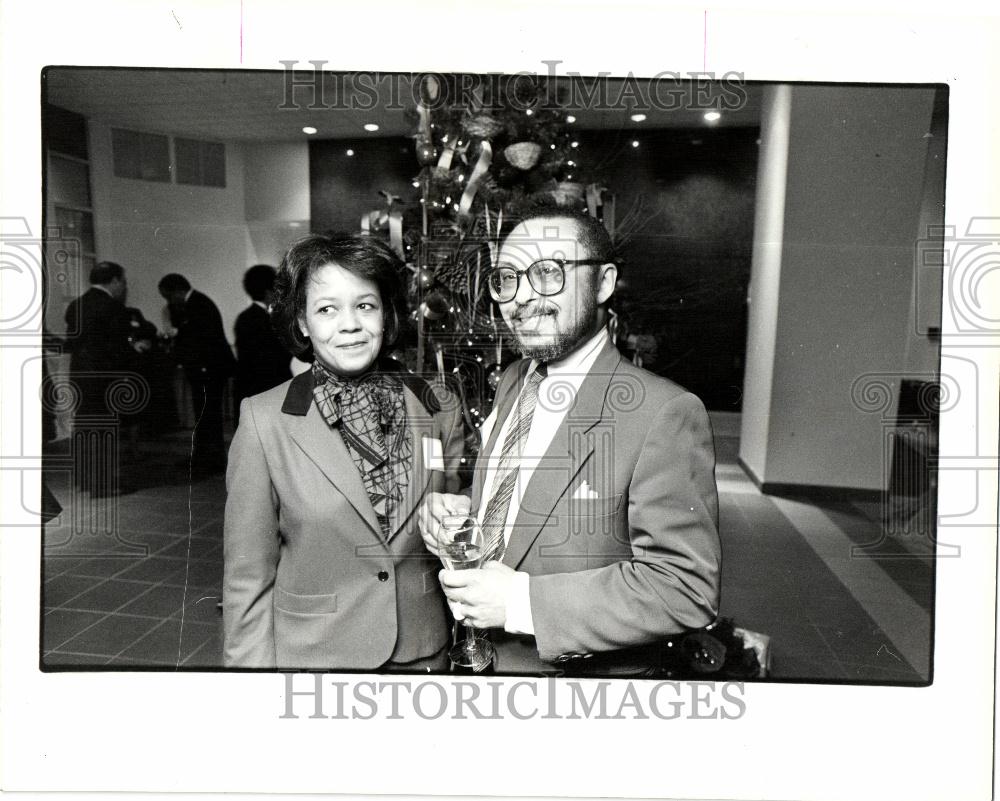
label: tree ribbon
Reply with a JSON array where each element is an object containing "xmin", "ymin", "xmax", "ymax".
[{"xmin": 458, "ymin": 141, "xmax": 493, "ymax": 216}]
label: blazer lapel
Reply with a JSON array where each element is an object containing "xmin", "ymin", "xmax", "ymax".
[
  {"xmin": 281, "ymin": 372, "xmax": 382, "ymax": 538},
  {"xmin": 387, "ymin": 385, "xmax": 433, "ymax": 541},
  {"xmin": 502, "ymin": 342, "xmax": 624, "ymax": 569}
]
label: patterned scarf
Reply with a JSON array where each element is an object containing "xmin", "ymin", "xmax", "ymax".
[{"xmin": 311, "ymin": 360, "xmax": 411, "ymax": 540}]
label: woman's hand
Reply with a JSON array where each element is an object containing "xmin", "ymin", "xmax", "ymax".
[{"xmin": 417, "ymin": 492, "xmax": 471, "ymax": 557}]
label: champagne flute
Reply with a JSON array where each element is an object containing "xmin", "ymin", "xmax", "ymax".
[{"xmin": 439, "ymin": 514, "xmax": 495, "ymax": 671}]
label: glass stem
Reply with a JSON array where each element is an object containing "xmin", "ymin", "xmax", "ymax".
[{"xmin": 463, "ymin": 622, "xmax": 476, "ymax": 652}]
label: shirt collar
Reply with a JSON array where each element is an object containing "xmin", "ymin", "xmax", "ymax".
[
  {"xmin": 252, "ymin": 300, "xmax": 268, "ymax": 310},
  {"xmin": 92, "ymin": 284, "xmax": 114, "ymax": 297}
]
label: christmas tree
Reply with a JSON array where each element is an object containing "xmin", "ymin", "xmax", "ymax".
[{"xmin": 367, "ymin": 74, "xmax": 613, "ymax": 475}]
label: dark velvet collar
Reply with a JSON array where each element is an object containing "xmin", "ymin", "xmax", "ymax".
[{"xmin": 281, "ymin": 358, "xmax": 442, "ymax": 416}]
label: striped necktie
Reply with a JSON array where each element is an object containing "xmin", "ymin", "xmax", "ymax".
[{"xmin": 481, "ymin": 365, "xmax": 546, "ymax": 562}]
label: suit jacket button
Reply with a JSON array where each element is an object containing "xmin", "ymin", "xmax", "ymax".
[{"xmin": 377, "ymin": 570, "xmax": 390, "ymax": 582}]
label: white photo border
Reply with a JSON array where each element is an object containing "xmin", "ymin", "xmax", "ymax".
[{"xmin": 2, "ymin": 3, "xmax": 998, "ymax": 801}]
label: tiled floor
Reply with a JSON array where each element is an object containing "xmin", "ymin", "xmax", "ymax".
[
  {"xmin": 41, "ymin": 414, "xmax": 934, "ymax": 682},
  {"xmin": 42, "ymin": 434, "xmax": 226, "ymax": 668},
  {"xmin": 711, "ymin": 413, "xmax": 933, "ymax": 683}
]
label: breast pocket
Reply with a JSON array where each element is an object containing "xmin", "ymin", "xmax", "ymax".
[
  {"xmin": 536, "ymin": 493, "xmax": 626, "ymax": 564},
  {"xmin": 566, "ymin": 493, "xmax": 623, "ymax": 521}
]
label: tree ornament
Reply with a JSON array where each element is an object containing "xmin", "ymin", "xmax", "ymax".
[
  {"xmin": 422, "ymin": 290, "xmax": 450, "ymax": 320},
  {"xmin": 485, "ymin": 363, "xmax": 503, "ymax": 391},
  {"xmin": 463, "ymin": 114, "xmax": 504, "ymax": 139},
  {"xmin": 415, "ymin": 139, "xmax": 437, "ymax": 166},
  {"xmin": 417, "ymin": 266, "xmax": 436, "ymax": 289},
  {"xmin": 504, "ymin": 141, "xmax": 542, "ymax": 170}
]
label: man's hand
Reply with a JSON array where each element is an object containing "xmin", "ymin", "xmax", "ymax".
[
  {"xmin": 417, "ymin": 492, "xmax": 471, "ymax": 557},
  {"xmin": 439, "ymin": 562, "xmax": 515, "ymax": 629}
]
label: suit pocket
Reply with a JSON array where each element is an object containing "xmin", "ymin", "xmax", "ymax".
[
  {"xmin": 536, "ymin": 494, "xmax": 627, "ymax": 563},
  {"xmin": 274, "ymin": 585, "xmax": 338, "ymax": 615},
  {"xmin": 566, "ymin": 493, "xmax": 623, "ymax": 519}
]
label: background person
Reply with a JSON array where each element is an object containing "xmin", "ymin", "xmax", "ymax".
[
  {"xmin": 158, "ymin": 273, "xmax": 236, "ymax": 476},
  {"xmin": 64, "ymin": 261, "xmax": 144, "ymax": 496},
  {"xmin": 233, "ymin": 264, "xmax": 292, "ymax": 425}
]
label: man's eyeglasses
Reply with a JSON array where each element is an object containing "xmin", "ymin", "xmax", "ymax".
[{"xmin": 486, "ymin": 258, "xmax": 607, "ymax": 303}]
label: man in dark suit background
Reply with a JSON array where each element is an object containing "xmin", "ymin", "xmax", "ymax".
[
  {"xmin": 64, "ymin": 261, "xmax": 145, "ymax": 495},
  {"xmin": 158, "ymin": 273, "xmax": 236, "ymax": 475},
  {"xmin": 233, "ymin": 264, "xmax": 291, "ymax": 425}
]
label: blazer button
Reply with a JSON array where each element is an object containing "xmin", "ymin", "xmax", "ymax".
[{"xmin": 377, "ymin": 570, "xmax": 390, "ymax": 582}]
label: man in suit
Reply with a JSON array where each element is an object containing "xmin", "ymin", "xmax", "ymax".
[
  {"xmin": 233, "ymin": 264, "xmax": 291, "ymax": 425},
  {"xmin": 158, "ymin": 273, "xmax": 236, "ymax": 475},
  {"xmin": 64, "ymin": 261, "xmax": 145, "ymax": 495},
  {"xmin": 419, "ymin": 208, "xmax": 721, "ymax": 676}
]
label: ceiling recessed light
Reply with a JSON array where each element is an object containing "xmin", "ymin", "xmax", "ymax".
[
  {"xmin": 302, "ymin": 126, "xmax": 317, "ymax": 135},
  {"xmin": 346, "ymin": 149, "xmax": 355, "ymax": 156},
  {"xmin": 363, "ymin": 123, "xmax": 380, "ymax": 132},
  {"xmin": 570, "ymin": 141, "xmax": 579, "ymax": 148},
  {"xmin": 631, "ymin": 140, "xmax": 640, "ymax": 148},
  {"xmin": 630, "ymin": 113, "xmax": 647, "ymax": 123},
  {"xmin": 704, "ymin": 111, "xmax": 721, "ymax": 122},
  {"xmin": 566, "ymin": 115, "xmax": 576, "ymax": 124}
]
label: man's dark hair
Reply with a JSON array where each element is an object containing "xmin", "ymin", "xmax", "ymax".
[
  {"xmin": 243, "ymin": 264, "xmax": 277, "ymax": 302},
  {"xmin": 158, "ymin": 273, "xmax": 191, "ymax": 293},
  {"xmin": 90, "ymin": 261, "xmax": 124, "ymax": 285},
  {"xmin": 501, "ymin": 203, "xmax": 621, "ymax": 266},
  {"xmin": 271, "ymin": 233, "xmax": 407, "ymax": 362}
]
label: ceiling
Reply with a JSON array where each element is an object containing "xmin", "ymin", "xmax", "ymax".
[{"xmin": 44, "ymin": 68, "xmax": 762, "ymax": 143}]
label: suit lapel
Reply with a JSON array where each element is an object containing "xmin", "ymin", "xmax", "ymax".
[
  {"xmin": 502, "ymin": 342, "xmax": 623, "ymax": 569},
  {"xmin": 282, "ymin": 373, "xmax": 382, "ymax": 538}
]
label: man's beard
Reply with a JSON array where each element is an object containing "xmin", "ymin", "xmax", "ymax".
[{"xmin": 509, "ymin": 291, "xmax": 599, "ymax": 362}]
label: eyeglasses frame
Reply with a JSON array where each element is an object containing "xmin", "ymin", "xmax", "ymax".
[{"xmin": 485, "ymin": 258, "xmax": 610, "ymax": 302}]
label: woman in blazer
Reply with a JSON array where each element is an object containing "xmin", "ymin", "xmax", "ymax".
[{"xmin": 223, "ymin": 233, "xmax": 463, "ymax": 670}]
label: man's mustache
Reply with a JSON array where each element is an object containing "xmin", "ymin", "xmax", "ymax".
[{"xmin": 511, "ymin": 303, "xmax": 557, "ymax": 322}]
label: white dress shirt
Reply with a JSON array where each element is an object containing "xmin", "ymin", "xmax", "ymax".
[{"xmin": 476, "ymin": 326, "xmax": 610, "ymax": 635}]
